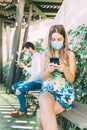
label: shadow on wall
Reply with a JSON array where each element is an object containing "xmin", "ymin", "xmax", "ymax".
[{"xmin": 53, "ymin": 0, "xmax": 87, "ymax": 31}]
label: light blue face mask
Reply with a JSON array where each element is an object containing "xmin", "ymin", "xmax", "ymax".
[
  {"xmin": 50, "ymin": 41, "xmax": 64, "ymax": 50},
  {"xmin": 24, "ymin": 52, "xmax": 31, "ymax": 57}
]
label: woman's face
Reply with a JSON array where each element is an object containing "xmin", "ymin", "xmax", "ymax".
[
  {"xmin": 50, "ymin": 32, "xmax": 64, "ymax": 50},
  {"xmin": 51, "ymin": 32, "xmax": 64, "ymax": 42}
]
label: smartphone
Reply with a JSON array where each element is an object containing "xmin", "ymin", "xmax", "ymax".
[{"xmin": 50, "ymin": 57, "xmax": 59, "ymax": 65}]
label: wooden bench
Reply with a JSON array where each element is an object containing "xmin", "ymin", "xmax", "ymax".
[{"xmin": 26, "ymin": 90, "xmax": 87, "ymax": 130}]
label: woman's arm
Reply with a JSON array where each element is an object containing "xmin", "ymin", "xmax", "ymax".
[
  {"xmin": 63, "ymin": 51, "xmax": 76, "ymax": 83},
  {"xmin": 40, "ymin": 55, "xmax": 58, "ymax": 81},
  {"xmin": 41, "ymin": 64, "xmax": 51, "ymax": 81},
  {"xmin": 40, "ymin": 53, "xmax": 51, "ymax": 81}
]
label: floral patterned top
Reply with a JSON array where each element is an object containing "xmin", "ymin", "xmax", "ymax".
[{"xmin": 40, "ymin": 70, "xmax": 75, "ymax": 111}]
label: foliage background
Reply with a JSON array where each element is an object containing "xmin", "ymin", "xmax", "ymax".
[{"xmin": 68, "ymin": 24, "xmax": 87, "ymax": 104}]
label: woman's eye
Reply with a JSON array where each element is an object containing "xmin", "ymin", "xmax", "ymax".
[
  {"xmin": 51, "ymin": 38, "xmax": 55, "ymax": 41},
  {"xmin": 58, "ymin": 39, "xmax": 62, "ymax": 41}
]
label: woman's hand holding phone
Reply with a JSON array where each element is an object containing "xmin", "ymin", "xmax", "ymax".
[
  {"xmin": 49, "ymin": 58, "xmax": 67, "ymax": 73},
  {"xmin": 47, "ymin": 57, "xmax": 59, "ymax": 72},
  {"xmin": 47, "ymin": 63, "xmax": 57, "ymax": 73}
]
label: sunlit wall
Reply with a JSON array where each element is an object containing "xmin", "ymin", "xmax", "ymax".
[{"xmin": 53, "ymin": 0, "xmax": 87, "ymax": 31}]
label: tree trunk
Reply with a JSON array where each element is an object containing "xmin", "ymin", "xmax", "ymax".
[{"xmin": 6, "ymin": 0, "xmax": 25, "ymax": 93}]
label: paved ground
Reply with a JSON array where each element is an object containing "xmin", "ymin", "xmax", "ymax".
[
  {"xmin": 0, "ymin": 84, "xmax": 38, "ymax": 130},
  {"xmin": 0, "ymin": 84, "xmax": 75, "ymax": 130}
]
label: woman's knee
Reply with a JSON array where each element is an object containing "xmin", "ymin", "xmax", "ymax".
[{"xmin": 39, "ymin": 93, "xmax": 54, "ymax": 109}]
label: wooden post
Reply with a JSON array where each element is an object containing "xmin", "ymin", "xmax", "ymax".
[
  {"xmin": 23, "ymin": 4, "xmax": 32, "ymax": 43},
  {"xmin": 0, "ymin": 20, "xmax": 4, "ymax": 83},
  {"xmin": 14, "ymin": 4, "xmax": 32, "ymax": 83},
  {"xmin": 6, "ymin": 26, "xmax": 11, "ymax": 62},
  {"xmin": 6, "ymin": 0, "xmax": 25, "ymax": 93}
]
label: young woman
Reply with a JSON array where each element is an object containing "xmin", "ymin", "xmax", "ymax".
[{"xmin": 37, "ymin": 25, "xmax": 76, "ymax": 130}]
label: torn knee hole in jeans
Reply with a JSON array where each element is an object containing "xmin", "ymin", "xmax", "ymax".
[
  {"xmin": 12, "ymin": 86, "xmax": 14, "ymax": 90},
  {"xmin": 16, "ymin": 89, "xmax": 21, "ymax": 95}
]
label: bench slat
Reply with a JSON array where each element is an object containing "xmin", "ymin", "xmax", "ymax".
[
  {"xmin": 61, "ymin": 102, "xmax": 87, "ymax": 128},
  {"xmin": 28, "ymin": 91, "xmax": 87, "ymax": 129},
  {"xmin": 73, "ymin": 102, "xmax": 87, "ymax": 115},
  {"xmin": 29, "ymin": 91, "xmax": 40, "ymax": 99}
]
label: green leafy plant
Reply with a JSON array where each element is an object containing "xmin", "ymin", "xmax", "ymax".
[
  {"xmin": 34, "ymin": 38, "xmax": 45, "ymax": 53},
  {"xmin": 3, "ymin": 63, "xmax": 9, "ymax": 84},
  {"xmin": 68, "ymin": 24, "xmax": 87, "ymax": 104}
]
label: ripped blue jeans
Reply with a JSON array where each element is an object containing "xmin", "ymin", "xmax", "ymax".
[{"xmin": 12, "ymin": 80, "xmax": 42, "ymax": 112}]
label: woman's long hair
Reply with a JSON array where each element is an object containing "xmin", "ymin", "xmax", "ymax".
[{"xmin": 46, "ymin": 24, "xmax": 69, "ymax": 64}]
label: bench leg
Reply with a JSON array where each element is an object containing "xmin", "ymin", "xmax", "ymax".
[
  {"xmin": 58, "ymin": 116, "xmax": 68, "ymax": 130},
  {"xmin": 25, "ymin": 93, "xmax": 39, "ymax": 118},
  {"xmin": 60, "ymin": 120, "xmax": 81, "ymax": 130},
  {"xmin": 62, "ymin": 118, "xmax": 68, "ymax": 130},
  {"xmin": 75, "ymin": 127, "xmax": 80, "ymax": 130},
  {"xmin": 26, "ymin": 103, "xmax": 39, "ymax": 118}
]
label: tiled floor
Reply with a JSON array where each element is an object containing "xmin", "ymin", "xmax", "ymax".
[{"xmin": 0, "ymin": 85, "xmax": 38, "ymax": 130}]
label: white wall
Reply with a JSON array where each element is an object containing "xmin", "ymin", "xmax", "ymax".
[
  {"xmin": 53, "ymin": 0, "xmax": 87, "ymax": 31},
  {"xmin": 29, "ymin": 18, "xmax": 53, "ymax": 42},
  {"xmin": 39, "ymin": 0, "xmax": 87, "ymax": 48}
]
